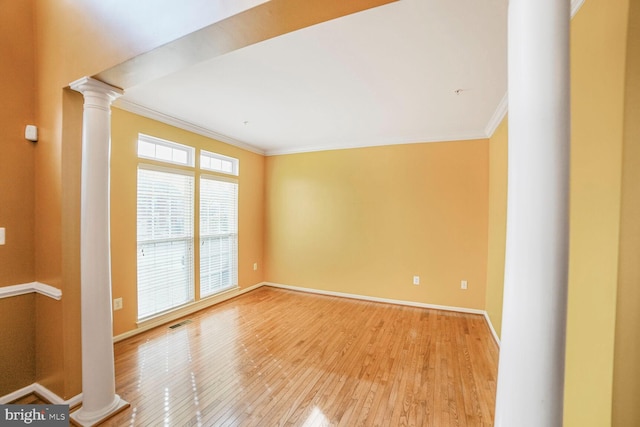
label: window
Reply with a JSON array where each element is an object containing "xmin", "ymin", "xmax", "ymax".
[
  {"xmin": 201, "ymin": 150, "xmax": 239, "ymax": 176},
  {"xmin": 138, "ymin": 134, "xmax": 195, "ymax": 166},
  {"xmin": 136, "ymin": 135, "xmax": 239, "ymax": 320},
  {"xmin": 137, "ymin": 166, "xmax": 194, "ymax": 320},
  {"xmin": 200, "ymin": 176, "xmax": 238, "ymax": 297}
]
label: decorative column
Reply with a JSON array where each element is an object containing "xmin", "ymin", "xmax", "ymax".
[
  {"xmin": 69, "ymin": 77, "xmax": 129, "ymax": 426},
  {"xmin": 494, "ymin": 1, "xmax": 571, "ymax": 426}
]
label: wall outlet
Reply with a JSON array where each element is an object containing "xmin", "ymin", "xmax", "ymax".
[
  {"xmin": 253, "ymin": 262, "xmax": 258, "ymax": 271},
  {"xmin": 413, "ymin": 276, "xmax": 420, "ymax": 285},
  {"xmin": 113, "ymin": 297, "xmax": 123, "ymax": 311},
  {"xmin": 461, "ymin": 280, "xmax": 468, "ymax": 290},
  {"xmin": 0, "ymin": 228, "xmax": 4, "ymax": 245}
]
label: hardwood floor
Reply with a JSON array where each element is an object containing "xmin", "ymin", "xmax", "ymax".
[{"xmin": 102, "ymin": 287, "xmax": 498, "ymax": 426}]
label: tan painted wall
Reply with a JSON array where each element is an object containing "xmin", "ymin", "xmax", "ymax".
[
  {"xmin": 0, "ymin": 0, "xmax": 37, "ymax": 395},
  {"xmin": 0, "ymin": 294, "xmax": 36, "ymax": 396},
  {"xmin": 484, "ymin": 117, "xmax": 507, "ymax": 338},
  {"xmin": 564, "ymin": 0, "xmax": 629, "ymax": 425},
  {"xmin": 612, "ymin": 0, "xmax": 640, "ymax": 424},
  {"xmin": 110, "ymin": 108, "xmax": 265, "ymax": 336},
  {"xmin": 0, "ymin": 0, "xmax": 36, "ymax": 285},
  {"xmin": 265, "ymin": 141, "xmax": 489, "ymax": 309}
]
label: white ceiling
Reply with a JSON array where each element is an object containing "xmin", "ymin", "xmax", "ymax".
[{"xmin": 116, "ymin": 0, "xmax": 508, "ymax": 155}]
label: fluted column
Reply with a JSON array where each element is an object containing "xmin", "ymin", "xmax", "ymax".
[
  {"xmin": 494, "ymin": 1, "xmax": 571, "ymax": 426},
  {"xmin": 69, "ymin": 77, "xmax": 129, "ymax": 426}
]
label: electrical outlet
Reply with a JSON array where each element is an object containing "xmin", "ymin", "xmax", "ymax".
[
  {"xmin": 461, "ymin": 280, "xmax": 468, "ymax": 290},
  {"xmin": 0, "ymin": 228, "xmax": 4, "ymax": 245},
  {"xmin": 113, "ymin": 297, "xmax": 123, "ymax": 311},
  {"xmin": 253, "ymin": 262, "xmax": 258, "ymax": 271},
  {"xmin": 413, "ymin": 276, "xmax": 420, "ymax": 285}
]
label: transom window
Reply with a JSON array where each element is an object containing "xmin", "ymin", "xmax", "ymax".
[
  {"xmin": 138, "ymin": 134, "xmax": 195, "ymax": 166},
  {"xmin": 200, "ymin": 150, "xmax": 239, "ymax": 175}
]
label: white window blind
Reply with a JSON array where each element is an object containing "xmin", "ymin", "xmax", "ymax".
[
  {"xmin": 200, "ymin": 176, "xmax": 238, "ymax": 297},
  {"xmin": 137, "ymin": 166, "xmax": 194, "ymax": 319}
]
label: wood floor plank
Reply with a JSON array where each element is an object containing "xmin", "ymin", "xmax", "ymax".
[{"xmin": 101, "ymin": 287, "xmax": 498, "ymax": 426}]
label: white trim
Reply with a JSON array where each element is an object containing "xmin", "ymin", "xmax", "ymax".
[
  {"xmin": 484, "ymin": 311, "xmax": 501, "ymax": 346},
  {"xmin": 0, "ymin": 384, "xmax": 35, "ymax": 404},
  {"xmin": 115, "ymin": 99, "xmax": 265, "ymax": 156},
  {"xmin": 33, "ymin": 384, "xmax": 83, "ymax": 407},
  {"xmin": 0, "ymin": 281, "xmax": 62, "ymax": 300},
  {"xmin": 264, "ymin": 132, "xmax": 488, "ymax": 156},
  {"xmin": 484, "ymin": 0, "xmax": 585, "ymax": 140},
  {"xmin": 484, "ymin": 93, "xmax": 508, "ymax": 138},
  {"xmin": 0, "ymin": 383, "xmax": 82, "ymax": 407},
  {"xmin": 114, "ymin": 282, "xmax": 266, "ymax": 342},
  {"xmin": 571, "ymin": 0, "xmax": 586, "ymax": 17},
  {"xmin": 264, "ymin": 282, "xmax": 485, "ymax": 315}
]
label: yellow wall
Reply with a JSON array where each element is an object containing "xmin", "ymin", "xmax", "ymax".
[
  {"xmin": 110, "ymin": 108, "xmax": 265, "ymax": 336},
  {"xmin": 265, "ymin": 141, "xmax": 489, "ymax": 309},
  {"xmin": 612, "ymin": 0, "xmax": 640, "ymax": 424},
  {"xmin": 564, "ymin": 0, "xmax": 629, "ymax": 425},
  {"xmin": 484, "ymin": 117, "xmax": 507, "ymax": 338},
  {"xmin": 0, "ymin": 0, "xmax": 37, "ymax": 395},
  {"xmin": 0, "ymin": 0, "xmax": 36, "ymax": 285}
]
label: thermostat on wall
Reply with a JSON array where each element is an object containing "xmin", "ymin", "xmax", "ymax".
[{"xmin": 25, "ymin": 125, "xmax": 38, "ymax": 142}]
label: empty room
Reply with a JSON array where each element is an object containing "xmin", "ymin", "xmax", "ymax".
[{"xmin": 1, "ymin": 0, "xmax": 639, "ymax": 426}]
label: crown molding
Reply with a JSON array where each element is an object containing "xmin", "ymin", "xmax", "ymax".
[
  {"xmin": 484, "ymin": 0, "xmax": 586, "ymax": 138},
  {"xmin": 484, "ymin": 93, "xmax": 508, "ymax": 138},
  {"xmin": 264, "ymin": 131, "xmax": 488, "ymax": 156},
  {"xmin": 114, "ymin": 99, "xmax": 265, "ymax": 155},
  {"xmin": 571, "ymin": 0, "xmax": 586, "ymax": 17}
]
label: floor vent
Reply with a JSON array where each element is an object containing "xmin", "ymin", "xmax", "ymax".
[{"xmin": 169, "ymin": 319, "xmax": 193, "ymax": 329}]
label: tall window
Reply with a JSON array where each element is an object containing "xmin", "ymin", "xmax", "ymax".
[
  {"xmin": 136, "ymin": 134, "xmax": 239, "ymax": 320},
  {"xmin": 200, "ymin": 176, "xmax": 238, "ymax": 297},
  {"xmin": 137, "ymin": 166, "xmax": 194, "ymax": 319}
]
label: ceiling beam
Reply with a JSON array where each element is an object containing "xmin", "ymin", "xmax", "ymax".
[{"xmin": 96, "ymin": 0, "xmax": 398, "ymax": 90}]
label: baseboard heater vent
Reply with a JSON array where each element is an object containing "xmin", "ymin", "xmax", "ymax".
[{"xmin": 169, "ymin": 319, "xmax": 193, "ymax": 329}]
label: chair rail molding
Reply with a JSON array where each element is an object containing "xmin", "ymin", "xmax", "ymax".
[{"xmin": 0, "ymin": 281, "xmax": 62, "ymax": 300}]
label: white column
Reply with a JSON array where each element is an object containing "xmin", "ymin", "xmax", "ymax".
[
  {"xmin": 69, "ymin": 77, "xmax": 129, "ymax": 426},
  {"xmin": 494, "ymin": 1, "xmax": 570, "ymax": 426}
]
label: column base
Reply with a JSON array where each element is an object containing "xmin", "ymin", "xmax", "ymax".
[{"xmin": 70, "ymin": 395, "xmax": 129, "ymax": 427}]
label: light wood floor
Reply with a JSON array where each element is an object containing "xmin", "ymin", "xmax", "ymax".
[{"xmin": 102, "ymin": 287, "xmax": 498, "ymax": 426}]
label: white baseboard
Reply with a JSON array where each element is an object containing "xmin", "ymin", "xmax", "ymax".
[
  {"xmin": 483, "ymin": 311, "xmax": 501, "ymax": 346},
  {"xmin": 113, "ymin": 282, "xmax": 266, "ymax": 343},
  {"xmin": 0, "ymin": 384, "xmax": 35, "ymax": 404},
  {"xmin": 0, "ymin": 383, "xmax": 82, "ymax": 407},
  {"xmin": 264, "ymin": 282, "xmax": 486, "ymax": 315}
]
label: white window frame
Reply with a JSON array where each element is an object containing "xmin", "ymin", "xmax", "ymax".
[
  {"xmin": 138, "ymin": 133, "xmax": 195, "ymax": 167},
  {"xmin": 200, "ymin": 149, "xmax": 239, "ymax": 176}
]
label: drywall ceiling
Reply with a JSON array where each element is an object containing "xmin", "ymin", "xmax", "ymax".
[{"xmin": 116, "ymin": 0, "xmax": 508, "ymax": 155}]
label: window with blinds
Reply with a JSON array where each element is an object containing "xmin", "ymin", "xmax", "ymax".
[
  {"xmin": 136, "ymin": 134, "xmax": 239, "ymax": 319},
  {"xmin": 137, "ymin": 166, "xmax": 195, "ymax": 320},
  {"xmin": 200, "ymin": 176, "xmax": 238, "ymax": 297}
]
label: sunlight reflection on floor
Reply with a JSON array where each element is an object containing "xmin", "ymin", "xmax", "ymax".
[{"xmin": 301, "ymin": 406, "xmax": 330, "ymax": 427}]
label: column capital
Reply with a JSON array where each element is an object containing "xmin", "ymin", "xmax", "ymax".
[{"xmin": 70, "ymin": 76, "xmax": 123, "ymax": 101}]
